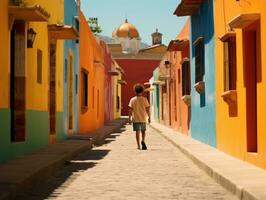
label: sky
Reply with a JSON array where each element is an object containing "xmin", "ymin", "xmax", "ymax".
[{"xmin": 80, "ymin": 0, "xmax": 187, "ymax": 45}]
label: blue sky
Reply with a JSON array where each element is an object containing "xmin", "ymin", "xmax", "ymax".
[{"xmin": 80, "ymin": 0, "xmax": 187, "ymax": 45}]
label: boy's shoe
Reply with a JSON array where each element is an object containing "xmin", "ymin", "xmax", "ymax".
[{"xmin": 141, "ymin": 141, "xmax": 147, "ymax": 150}]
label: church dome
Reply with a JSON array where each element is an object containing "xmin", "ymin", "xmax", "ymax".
[{"xmin": 112, "ymin": 19, "xmax": 140, "ymax": 39}]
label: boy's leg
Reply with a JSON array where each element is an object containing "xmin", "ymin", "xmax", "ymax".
[
  {"xmin": 136, "ymin": 131, "xmax": 141, "ymax": 149},
  {"xmin": 141, "ymin": 130, "xmax": 146, "ymax": 142},
  {"xmin": 141, "ymin": 124, "xmax": 147, "ymax": 150}
]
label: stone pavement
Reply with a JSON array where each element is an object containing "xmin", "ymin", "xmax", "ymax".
[
  {"xmin": 150, "ymin": 122, "xmax": 266, "ymax": 200},
  {"xmin": 16, "ymin": 124, "xmax": 237, "ymax": 200},
  {"xmin": 0, "ymin": 118, "xmax": 127, "ymax": 200}
]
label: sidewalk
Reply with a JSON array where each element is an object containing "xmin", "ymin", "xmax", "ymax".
[
  {"xmin": 150, "ymin": 122, "xmax": 266, "ymax": 200},
  {"xmin": 0, "ymin": 118, "xmax": 127, "ymax": 200}
]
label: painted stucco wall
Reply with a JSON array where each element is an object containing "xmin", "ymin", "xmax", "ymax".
[
  {"xmin": 149, "ymin": 77, "xmax": 155, "ymax": 121},
  {"xmin": 169, "ymin": 19, "xmax": 190, "ymax": 134},
  {"xmin": 0, "ymin": 0, "xmax": 65, "ymax": 163},
  {"xmin": 114, "ymin": 62, "xmax": 122, "ymax": 119},
  {"xmin": 102, "ymin": 41, "xmax": 115, "ymax": 123},
  {"xmin": 116, "ymin": 59, "xmax": 160, "ymax": 116},
  {"xmin": 190, "ymin": 0, "xmax": 216, "ymax": 147},
  {"xmin": 79, "ymin": 11, "xmax": 105, "ymax": 133},
  {"xmin": 0, "ymin": 0, "xmax": 9, "ymax": 109},
  {"xmin": 153, "ymin": 68, "xmax": 160, "ymax": 122},
  {"xmin": 214, "ymin": 0, "xmax": 266, "ymax": 169},
  {"xmin": 64, "ymin": 0, "xmax": 79, "ymax": 135}
]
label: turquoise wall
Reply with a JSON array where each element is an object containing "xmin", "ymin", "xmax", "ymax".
[
  {"xmin": 0, "ymin": 109, "xmax": 49, "ymax": 164},
  {"xmin": 190, "ymin": 1, "xmax": 216, "ymax": 147},
  {"xmin": 153, "ymin": 68, "xmax": 160, "ymax": 122},
  {"xmin": 63, "ymin": 0, "xmax": 79, "ymax": 135}
]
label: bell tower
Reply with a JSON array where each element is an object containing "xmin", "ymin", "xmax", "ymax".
[{"xmin": 151, "ymin": 28, "xmax": 162, "ymax": 45}]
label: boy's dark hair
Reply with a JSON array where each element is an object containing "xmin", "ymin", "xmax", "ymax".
[{"xmin": 134, "ymin": 84, "xmax": 144, "ymax": 94}]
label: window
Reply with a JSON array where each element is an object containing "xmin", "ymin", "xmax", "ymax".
[
  {"xmin": 75, "ymin": 74, "xmax": 78, "ymax": 94},
  {"xmin": 92, "ymin": 86, "xmax": 95, "ymax": 109},
  {"xmin": 37, "ymin": 49, "xmax": 42, "ymax": 84},
  {"xmin": 194, "ymin": 37, "xmax": 204, "ymax": 83},
  {"xmin": 223, "ymin": 36, "xmax": 236, "ymax": 91},
  {"xmin": 81, "ymin": 69, "xmax": 88, "ymax": 108},
  {"xmin": 182, "ymin": 59, "xmax": 191, "ymax": 96},
  {"xmin": 97, "ymin": 89, "xmax": 99, "ymax": 119},
  {"xmin": 74, "ymin": 16, "xmax": 79, "ymax": 44}
]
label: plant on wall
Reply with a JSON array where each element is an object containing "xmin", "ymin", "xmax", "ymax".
[{"xmin": 87, "ymin": 18, "xmax": 102, "ymax": 35}]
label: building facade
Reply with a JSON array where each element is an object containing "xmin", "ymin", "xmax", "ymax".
[
  {"xmin": 79, "ymin": 10, "xmax": 105, "ymax": 134},
  {"xmin": 0, "ymin": 0, "xmax": 79, "ymax": 163},
  {"xmin": 174, "ymin": 0, "xmax": 216, "ymax": 146},
  {"xmin": 214, "ymin": 0, "xmax": 266, "ymax": 169},
  {"xmin": 167, "ymin": 19, "xmax": 191, "ymax": 134},
  {"xmin": 63, "ymin": 0, "xmax": 80, "ymax": 137}
]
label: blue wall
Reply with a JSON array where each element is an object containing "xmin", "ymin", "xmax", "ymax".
[
  {"xmin": 64, "ymin": 0, "xmax": 79, "ymax": 134},
  {"xmin": 190, "ymin": 0, "xmax": 216, "ymax": 147},
  {"xmin": 153, "ymin": 68, "xmax": 160, "ymax": 122}
]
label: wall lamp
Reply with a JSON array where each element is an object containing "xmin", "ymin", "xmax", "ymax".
[{"xmin": 27, "ymin": 28, "xmax": 37, "ymax": 48}]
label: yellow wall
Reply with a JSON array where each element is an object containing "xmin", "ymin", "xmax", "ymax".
[
  {"xmin": 214, "ymin": 0, "xmax": 266, "ymax": 169},
  {"xmin": 0, "ymin": 0, "xmax": 9, "ymax": 108},
  {"xmin": 114, "ymin": 63, "xmax": 122, "ymax": 119},
  {"xmin": 25, "ymin": 0, "xmax": 64, "ymax": 112}
]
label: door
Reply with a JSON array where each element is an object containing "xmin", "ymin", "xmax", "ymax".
[
  {"xmin": 68, "ymin": 54, "xmax": 74, "ymax": 135},
  {"xmin": 243, "ymin": 21, "xmax": 261, "ymax": 153},
  {"xmin": 49, "ymin": 39, "xmax": 57, "ymax": 143},
  {"xmin": 10, "ymin": 21, "xmax": 26, "ymax": 142}
]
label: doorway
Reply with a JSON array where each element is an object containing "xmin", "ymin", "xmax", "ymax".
[
  {"xmin": 68, "ymin": 54, "xmax": 74, "ymax": 135},
  {"xmin": 49, "ymin": 39, "xmax": 56, "ymax": 143},
  {"xmin": 243, "ymin": 20, "xmax": 261, "ymax": 153},
  {"xmin": 10, "ymin": 21, "xmax": 26, "ymax": 142}
]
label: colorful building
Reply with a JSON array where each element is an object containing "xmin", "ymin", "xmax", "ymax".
[
  {"xmin": 157, "ymin": 54, "xmax": 171, "ymax": 126},
  {"xmin": 0, "ymin": 0, "xmax": 79, "ymax": 163},
  {"xmin": 167, "ymin": 19, "xmax": 191, "ymax": 134},
  {"xmin": 101, "ymin": 41, "xmax": 123, "ymax": 123},
  {"xmin": 63, "ymin": 0, "xmax": 80, "ymax": 136},
  {"xmin": 214, "ymin": 0, "xmax": 266, "ymax": 169},
  {"xmin": 109, "ymin": 20, "xmax": 167, "ymax": 116},
  {"xmin": 151, "ymin": 68, "xmax": 160, "ymax": 122},
  {"xmin": 113, "ymin": 61, "xmax": 123, "ymax": 119},
  {"xmin": 102, "ymin": 41, "xmax": 114, "ymax": 123},
  {"xmin": 79, "ymin": 10, "xmax": 105, "ymax": 134},
  {"xmin": 174, "ymin": 0, "xmax": 216, "ymax": 146}
]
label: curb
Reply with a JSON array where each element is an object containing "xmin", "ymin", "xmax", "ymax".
[{"xmin": 150, "ymin": 123, "xmax": 266, "ymax": 200}]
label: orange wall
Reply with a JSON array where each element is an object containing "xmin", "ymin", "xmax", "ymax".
[
  {"xmin": 214, "ymin": 0, "xmax": 266, "ymax": 169},
  {"xmin": 169, "ymin": 19, "xmax": 190, "ymax": 134},
  {"xmin": 79, "ymin": 11, "xmax": 105, "ymax": 133}
]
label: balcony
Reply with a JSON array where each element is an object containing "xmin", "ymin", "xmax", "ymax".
[{"xmin": 167, "ymin": 38, "xmax": 189, "ymax": 51}]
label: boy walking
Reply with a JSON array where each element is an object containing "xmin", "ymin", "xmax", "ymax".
[{"xmin": 128, "ymin": 84, "xmax": 151, "ymax": 150}]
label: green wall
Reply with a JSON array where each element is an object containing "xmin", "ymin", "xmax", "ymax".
[
  {"xmin": 0, "ymin": 109, "xmax": 64, "ymax": 164},
  {"xmin": 56, "ymin": 112, "xmax": 66, "ymax": 141}
]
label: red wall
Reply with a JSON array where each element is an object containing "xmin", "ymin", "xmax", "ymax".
[{"xmin": 116, "ymin": 59, "xmax": 160, "ymax": 115}]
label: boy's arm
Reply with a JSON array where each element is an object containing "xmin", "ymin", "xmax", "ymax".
[
  {"xmin": 146, "ymin": 107, "xmax": 151, "ymax": 124},
  {"xmin": 128, "ymin": 107, "xmax": 133, "ymax": 124}
]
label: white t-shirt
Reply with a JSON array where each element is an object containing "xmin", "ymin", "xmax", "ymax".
[{"xmin": 128, "ymin": 96, "xmax": 150, "ymax": 123}]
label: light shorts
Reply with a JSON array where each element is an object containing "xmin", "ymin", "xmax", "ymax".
[{"xmin": 133, "ymin": 122, "xmax": 146, "ymax": 132}]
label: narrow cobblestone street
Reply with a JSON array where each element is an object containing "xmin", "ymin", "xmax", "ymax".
[{"xmin": 17, "ymin": 125, "xmax": 238, "ymax": 200}]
